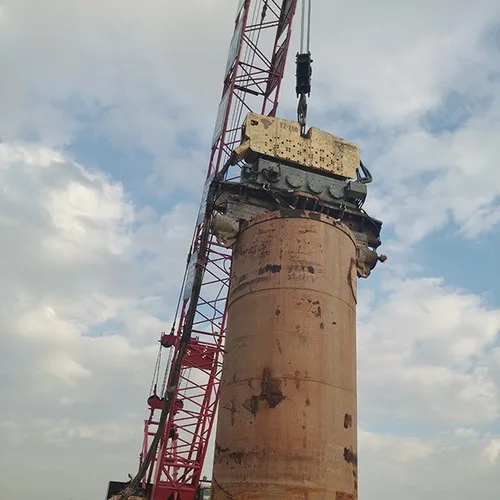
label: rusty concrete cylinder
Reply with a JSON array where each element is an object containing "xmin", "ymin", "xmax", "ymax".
[{"xmin": 212, "ymin": 210, "xmax": 358, "ymax": 500}]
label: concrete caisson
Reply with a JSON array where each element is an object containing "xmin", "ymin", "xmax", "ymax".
[{"xmin": 212, "ymin": 210, "xmax": 358, "ymax": 500}]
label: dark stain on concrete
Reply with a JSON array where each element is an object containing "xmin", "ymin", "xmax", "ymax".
[
  {"xmin": 258, "ymin": 264, "xmax": 282, "ymax": 275},
  {"xmin": 294, "ymin": 370, "xmax": 301, "ymax": 389},
  {"xmin": 214, "ymin": 443, "xmax": 245, "ymax": 465},
  {"xmin": 260, "ymin": 118, "xmax": 272, "ymax": 129},
  {"xmin": 243, "ymin": 367, "xmax": 285, "ymax": 415},
  {"xmin": 343, "ymin": 447, "xmax": 358, "ymax": 467},
  {"xmin": 344, "ymin": 413, "xmax": 353, "ymax": 428},
  {"xmin": 336, "ymin": 493, "xmax": 355, "ymax": 500}
]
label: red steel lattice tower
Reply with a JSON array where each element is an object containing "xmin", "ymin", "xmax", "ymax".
[{"xmin": 132, "ymin": 2, "xmax": 300, "ymax": 499}]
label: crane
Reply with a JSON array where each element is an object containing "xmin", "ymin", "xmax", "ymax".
[
  {"xmin": 108, "ymin": 0, "xmax": 384, "ymax": 497},
  {"xmin": 107, "ymin": 1, "xmax": 309, "ymax": 498}
]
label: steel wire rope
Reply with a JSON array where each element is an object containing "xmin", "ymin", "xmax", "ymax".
[
  {"xmin": 152, "ymin": 242, "xmax": 193, "ymax": 406},
  {"xmin": 149, "ymin": 235, "xmax": 191, "ymax": 397},
  {"xmin": 300, "ymin": 0, "xmax": 305, "ymax": 52},
  {"xmin": 149, "ymin": 346, "xmax": 163, "ymax": 396},
  {"xmin": 300, "ymin": 0, "xmax": 312, "ymax": 56},
  {"xmin": 160, "ymin": 344, "xmax": 175, "ymax": 397},
  {"xmin": 306, "ymin": 0, "xmax": 312, "ymax": 52}
]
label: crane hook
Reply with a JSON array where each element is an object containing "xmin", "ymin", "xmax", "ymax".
[
  {"xmin": 297, "ymin": 94, "xmax": 308, "ymax": 136},
  {"xmin": 295, "ymin": 51, "xmax": 312, "ymax": 136}
]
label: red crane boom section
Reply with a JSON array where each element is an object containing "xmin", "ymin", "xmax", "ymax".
[{"xmin": 141, "ymin": 2, "xmax": 298, "ymax": 498}]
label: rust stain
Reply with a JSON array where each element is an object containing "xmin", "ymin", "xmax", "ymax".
[
  {"xmin": 242, "ymin": 396, "xmax": 259, "ymax": 416},
  {"xmin": 344, "ymin": 413, "xmax": 353, "ymax": 429},
  {"xmin": 295, "ymin": 325, "xmax": 308, "ymax": 346},
  {"xmin": 313, "ymin": 304, "xmax": 322, "ymax": 317},
  {"xmin": 261, "ymin": 367, "xmax": 284, "ymax": 408},
  {"xmin": 260, "ymin": 118, "xmax": 272, "ymax": 129},
  {"xmin": 343, "ymin": 447, "xmax": 358, "ymax": 467},
  {"xmin": 222, "ymin": 399, "xmax": 240, "ymax": 426},
  {"xmin": 214, "ymin": 443, "xmax": 229, "ymax": 455},
  {"xmin": 230, "ymin": 275, "xmax": 272, "ymax": 296},
  {"xmin": 258, "ymin": 264, "xmax": 282, "ymax": 275},
  {"xmin": 294, "ymin": 370, "xmax": 301, "ymax": 389},
  {"xmin": 214, "ymin": 443, "xmax": 245, "ymax": 465},
  {"xmin": 336, "ymin": 493, "xmax": 355, "ymax": 500},
  {"xmin": 230, "ymin": 450, "xmax": 244, "ymax": 465},
  {"xmin": 243, "ymin": 367, "xmax": 285, "ymax": 415},
  {"xmin": 305, "ymin": 398, "xmax": 311, "ymax": 407}
]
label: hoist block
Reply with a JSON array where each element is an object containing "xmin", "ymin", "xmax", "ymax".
[
  {"xmin": 235, "ymin": 112, "xmax": 359, "ymax": 179},
  {"xmin": 147, "ymin": 395, "xmax": 163, "ymax": 410}
]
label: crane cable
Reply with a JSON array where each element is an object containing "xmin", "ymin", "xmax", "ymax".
[{"xmin": 296, "ymin": 0, "xmax": 312, "ymax": 135}]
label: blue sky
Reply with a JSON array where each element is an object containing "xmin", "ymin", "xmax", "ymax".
[{"xmin": 1, "ymin": 1, "xmax": 500, "ymax": 499}]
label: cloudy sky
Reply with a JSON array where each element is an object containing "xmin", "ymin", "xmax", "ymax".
[{"xmin": 1, "ymin": 0, "xmax": 500, "ymax": 499}]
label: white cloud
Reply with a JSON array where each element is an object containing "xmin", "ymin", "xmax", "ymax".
[
  {"xmin": 455, "ymin": 428, "xmax": 480, "ymax": 440},
  {"xmin": 44, "ymin": 179, "xmax": 133, "ymax": 258},
  {"xmin": 484, "ymin": 438, "xmax": 500, "ymax": 464},
  {"xmin": 41, "ymin": 419, "xmax": 136, "ymax": 445},
  {"xmin": 41, "ymin": 351, "xmax": 93, "ymax": 386},
  {"xmin": 359, "ymin": 277, "xmax": 500, "ymax": 425},
  {"xmin": 360, "ymin": 429, "xmax": 434, "ymax": 462},
  {"xmin": 360, "ymin": 428, "xmax": 500, "ymax": 499},
  {"xmin": 370, "ymin": 106, "xmax": 500, "ymax": 242},
  {"xmin": 0, "ymin": 141, "xmax": 196, "ymax": 497}
]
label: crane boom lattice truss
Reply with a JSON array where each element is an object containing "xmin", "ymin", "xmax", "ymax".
[{"xmin": 141, "ymin": 1, "xmax": 298, "ymax": 498}]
